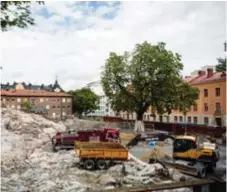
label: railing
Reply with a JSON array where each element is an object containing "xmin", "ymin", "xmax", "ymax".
[{"xmin": 98, "ymin": 179, "xmax": 226, "ymax": 192}]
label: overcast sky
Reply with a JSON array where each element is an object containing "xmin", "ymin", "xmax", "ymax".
[{"xmin": 1, "ymin": 1, "xmax": 226, "ymax": 91}]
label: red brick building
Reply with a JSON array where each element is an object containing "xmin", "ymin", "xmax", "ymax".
[{"xmin": 1, "ymin": 89, "xmax": 73, "ymax": 119}]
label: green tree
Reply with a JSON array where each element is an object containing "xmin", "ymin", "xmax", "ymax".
[
  {"xmin": 101, "ymin": 41, "xmax": 199, "ymax": 132},
  {"xmin": 216, "ymin": 58, "xmax": 226, "ymax": 72},
  {"xmin": 68, "ymin": 88, "xmax": 100, "ymax": 117},
  {"xmin": 215, "ymin": 41, "xmax": 226, "ymax": 72},
  {"xmin": 1, "ymin": 1, "xmax": 43, "ymax": 31},
  {"xmin": 21, "ymin": 100, "xmax": 32, "ymax": 112}
]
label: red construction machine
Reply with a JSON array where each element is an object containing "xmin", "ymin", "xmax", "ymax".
[{"xmin": 51, "ymin": 127, "xmax": 120, "ymax": 152}]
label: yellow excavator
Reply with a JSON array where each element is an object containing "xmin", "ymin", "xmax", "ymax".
[
  {"xmin": 126, "ymin": 133, "xmax": 220, "ymax": 178},
  {"xmin": 173, "ymin": 135, "xmax": 220, "ymax": 172}
]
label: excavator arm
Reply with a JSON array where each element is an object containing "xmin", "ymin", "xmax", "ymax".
[
  {"xmin": 126, "ymin": 133, "xmax": 175, "ymax": 149},
  {"xmin": 126, "ymin": 134, "xmax": 142, "ymax": 149}
]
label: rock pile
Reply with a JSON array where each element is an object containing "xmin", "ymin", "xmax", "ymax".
[{"xmin": 1, "ymin": 109, "xmax": 192, "ymax": 192}]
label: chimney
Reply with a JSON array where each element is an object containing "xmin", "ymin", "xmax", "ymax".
[
  {"xmin": 221, "ymin": 71, "xmax": 226, "ymax": 77},
  {"xmin": 198, "ymin": 70, "xmax": 206, "ymax": 76},
  {"xmin": 207, "ymin": 68, "xmax": 213, "ymax": 78}
]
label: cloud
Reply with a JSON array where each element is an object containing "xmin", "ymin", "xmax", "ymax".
[{"xmin": 1, "ymin": 1, "xmax": 226, "ymax": 91}]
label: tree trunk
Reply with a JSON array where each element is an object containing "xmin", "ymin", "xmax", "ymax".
[
  {"xmin": 134, "ymin": 112, "xmax": 145, "ymax": 133},
  {"xmin": 184, "ymin": 113, "xmax": 187, "ymax": 135}
]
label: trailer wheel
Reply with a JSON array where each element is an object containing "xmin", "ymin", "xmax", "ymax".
[
  {"xmin": 84, "ymin": 159, "xmax": 95, "ymax": 170},
  {"xmin": 96, "ymin": 159, "xmax": 107, "ymax": 170}
]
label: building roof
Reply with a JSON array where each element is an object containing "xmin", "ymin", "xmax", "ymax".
[
  {"xmin": 184, "ymin": 69, "xmax": 226, "ymax": 85},
  {"xmin": 0, "ymin": 90, "xmax": 72, "ymax": 97},
  {"xmin": 1, "ymin": 80, "xmax": 64, "ymax": 92}
]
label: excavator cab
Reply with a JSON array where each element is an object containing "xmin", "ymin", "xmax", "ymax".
[{"xmin": 173, "ymin": 135, "xmax": 220, "ymax": 172}]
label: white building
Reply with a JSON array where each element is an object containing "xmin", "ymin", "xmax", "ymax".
[{"xmin": 86, "ymin": 81, "xmax": 115, "ymax": 117}]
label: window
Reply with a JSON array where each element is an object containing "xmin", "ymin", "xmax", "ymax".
[
  {"xmin": 67, "ymin": 98, "xmax": 71, "ymax": 103},
  {"xmin": 193, "ymin": 116, "xmax": 198, "ymax": 124},
  {"xmin": 179, "ymin": 116, "xmax": 183, "ymax": 122},
  {"xmin": 215, "ymin": 102, "xmax": 221, "ymax": 110},
  {"xmin": 204, "ymin": 103, "xmax": 208, "ymax": 112},
  {"xmin": 204, "ymin": 89, "xmax": 208, "ymax": 97},
  {"xmin": 204, "ymin": 117, "xmax": 209, "ymax": 125},
  {"xmin": 17, "ymin": 105, "xmax": 21, "ymax": 110},
  {"xmin": 62, "ymin": 106, "xmax": 65, "ymax": 108},
  {"xmin": 17, "ymin": 98, "xmax": 21, "ymax": 102},
  {"xmin": 52, "ymin": 105, "xmax": 56, "ymax": 108},
  {"xmin": 62, "ymin": 112, "xmax": 66, "ymax": 116},
  {"xmin": 187, "ymin": 116, "xmax": 191, "ymax": 123},
  {"xmin": 52, "ymin": 99, "xmax": 56, "ymax": 102},
  {"xmin": 62, "ymin": 98, "xmax": 66, "ymax": 103},
  {"xmin": 68, "ymin": 105, "xmax": 70, "ymax": 108},
  {"xmin": 58, "ymin": 106, "xmax": 60, "ymax": 108},
  {"xmin": 215, "ymin": 88, "xmax": 221, "ymax": 97},
  {"xmin": 11, "ymin": 105, "xmax": 15, "ymax": 109},
  {"xmin": 40, "ymin": 98, "xmax": 43, "ymax": 102},
  {"xmin": 193, "ymin": 104, "xmax": 197, "ymax": 111},
  {"xmin": 174, "ymin": 116, "xmax": 178, "ymax": 122},
  {"xmin": 12, "ymin": 98, "xmax": 15, "ymax": 101},
  {"xmin": 23, "ymin": 98, "xmax": 27, "ymax": 102},
  {"xmin": 45, "ymin": 98, "xmax": 49, "ymax": 101},
  {"xmin": 46, "ymin": 105, "xmax": 50, "ymax": 110},
  {"xmin": 166, "ymin": 116, "xmax": 170, "ymax": 122}
]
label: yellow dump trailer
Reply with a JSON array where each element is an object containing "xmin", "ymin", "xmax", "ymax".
[{"xmin": 75, "ymin": 142, "xmax": 128, "ymax": 170}]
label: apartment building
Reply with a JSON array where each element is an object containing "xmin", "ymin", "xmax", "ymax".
[
  {"xmin": 121, "ymin": 68, "xmax": 226, "ymax": 127},
  {"xmin": 171, "ymin": 68, "xmax": 226, "ymax": 126},
  {"xmin": 1, "ymin": 89, "xmax": 72, "ymax": 119},
  {"xmin": 86, "ymin": 81, "xmax": 116, "ymax": 117}
]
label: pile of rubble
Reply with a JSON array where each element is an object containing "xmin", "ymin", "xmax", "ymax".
[{"xmin": 1, "ymin": 109, "xmax": 192, "ymax": 192}]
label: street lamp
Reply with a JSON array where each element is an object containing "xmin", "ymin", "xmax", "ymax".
[{"xmin": 224, "ymin": 41, "xmax": 227, "ymax": 52}]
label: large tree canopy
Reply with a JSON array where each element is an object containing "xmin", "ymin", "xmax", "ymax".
[
  {"xmin": 68, "ymin": 88, "xmax": 99, "ymax": 117},
  {"xmin": 101, "ymin": 41, "xmax": 199, "ymax": 128},
  {"xmin": 1, "ymin": 1, "xmax": 43, "ymax": 31}
]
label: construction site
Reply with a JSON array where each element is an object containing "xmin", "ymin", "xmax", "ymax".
[{"xmin": 1, "ymin": 108, "xmax": 226, "ymax": 192}]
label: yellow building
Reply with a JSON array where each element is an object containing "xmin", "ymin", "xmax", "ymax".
[{"xmin": 168, "ymin": 68, "xmax": 226, "ymax": 126}]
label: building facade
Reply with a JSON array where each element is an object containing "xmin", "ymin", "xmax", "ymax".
[
  {"xmin": 171, "ymin": 68, "xmax": 226, "ymax": 126},
  {"xmin": 120, "ymin": 68, "xmax": 226, "ymax": 127},
  {"xmin": 85, "ymin": 80, "xmax": 116, "ymax": 117},
  {"xmin": 1, "ymin": 90, "xmax": 72, "ymax": 119}
]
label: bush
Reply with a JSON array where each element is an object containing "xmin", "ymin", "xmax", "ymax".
[{"xmin": 21, "ymin": 101, "xmax": 32, "ymax": 112}]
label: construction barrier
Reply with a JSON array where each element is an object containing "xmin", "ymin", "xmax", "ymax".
[{"xmin": 103, "ymin": 116, "xmax": 226, "ymax": 138}]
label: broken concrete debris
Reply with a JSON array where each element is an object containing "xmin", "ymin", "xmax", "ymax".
[{"xmin": 1, "ymin": 109, "xmax": 192, "ymax": 192}]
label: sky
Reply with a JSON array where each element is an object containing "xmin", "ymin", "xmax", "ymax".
[{"xmin": 1, "ymin": 1, "xmax": 226, "ymax": 92}]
